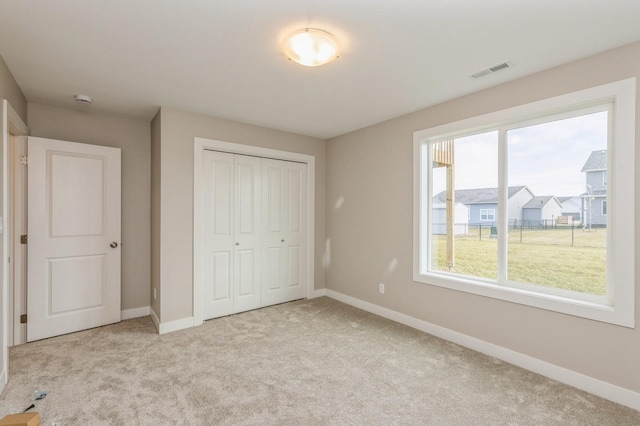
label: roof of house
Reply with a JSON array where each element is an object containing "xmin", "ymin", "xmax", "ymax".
[
  {"xmin": 433, "ymin": 186, "xmax": 529, "ymax": 205},
  {"xmin": 581, "ymin": 150, "xmax": 607, "ymax": 172},
  {"xmin": 580, "ymin": 190, "xmax": 607, "ymax": 197},
  {"xmin": 523, "ymin": 196, "xmax": 560, "ymax": 209},
  {"xmin": 557, "ymin": 196, "xmax": 577, "ymax": 203}
]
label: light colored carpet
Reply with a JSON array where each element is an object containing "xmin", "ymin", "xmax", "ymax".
[{"xmin": 0, "ymin": 297, "xmax": 638, "ymax": 425}]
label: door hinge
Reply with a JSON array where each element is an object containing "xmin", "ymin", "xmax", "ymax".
[
  {"xmin": 20, "ymin": 155, "xmax": 28, "ymax": 166},
  {"xmin": 20, "ymin": 235, "xmax": 27, "ymax": 244},
  {"xmin": 20, "ymin": 314, "xmax": 27, "ymax": 324}
]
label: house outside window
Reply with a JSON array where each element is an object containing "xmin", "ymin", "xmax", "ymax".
[
  {"xmin": 413, "ymin": 79, "xmax": 635, "ymax": 327},
  {"xmin": 582, "ymin": 150, "xmax": 607, "ymax": 227}
]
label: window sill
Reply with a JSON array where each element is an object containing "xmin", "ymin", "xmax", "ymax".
[{"xmin": 414, "ymin": 271, "xmax": 633, "ymax": 328}]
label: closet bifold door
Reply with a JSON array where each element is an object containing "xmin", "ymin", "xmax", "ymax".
[
  {"xmin": 202, "ymin": 151, "xmax": 261, "ymax": 320},
  {"xmin": 232, "ymin": 154, "xmax": 262, "ymax": 314},
  {"xmin": 262, "ymin": 158, "xmax": 307, "ymax": 307},
  {"xmin": 202, "ymin": 150, "xmax": 234, "ymax": 319}
]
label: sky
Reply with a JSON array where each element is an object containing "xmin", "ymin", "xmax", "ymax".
[{"xmin": 433, "ymin": 110, "xmax": 608, "ymax": 197}]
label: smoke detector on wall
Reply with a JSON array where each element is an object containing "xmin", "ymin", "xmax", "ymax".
[{"xmin": 74, "ymin": 94, "xmax": 93, "ymax": 104}]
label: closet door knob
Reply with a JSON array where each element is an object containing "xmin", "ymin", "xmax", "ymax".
[
  {"xmin": 281, "ymin": 239, "xmax": 285, "ymax": 243},
  {"xmin": 235, "ymin": 242, "xmax": 239, "ymax": 246}
]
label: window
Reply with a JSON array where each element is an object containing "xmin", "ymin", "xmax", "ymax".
[
  {"xmin": 480, "ymin": 209, "xmax": 495, "ymax": 221},
  {"xmin": 413, "ymin": 79, "xmax": 636, "ymax": 327}
]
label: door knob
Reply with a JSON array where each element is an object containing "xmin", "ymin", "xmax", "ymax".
[
  {"xmin": 235, "ymin": 242, "xmax": 239, "ymax": 246},
  {"xmin": 110, "ymin": 242, "xmax": 118, "ymax": 248},
  {"xmin": 281, "ymin": 239, "xmax": 285, "ymax": 243}
]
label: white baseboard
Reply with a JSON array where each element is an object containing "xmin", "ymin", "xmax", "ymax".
[
  {"xmin": 121, "ymin": 306, "xmax": 150, "ymax": 320},
  {"xmin": 325, "ymin": 289, "xmax": 640, "ymax": 412},
  {"xmin": 157, "ymin": 316, "xmax": 194, "ymax": 335},
  {"xmin": 149, "ymin": 307, "xmax": 192, "ymax": 334},
  {"xmin": 311, "ymin": 289, "xmax": 327, "ymax": 298}
]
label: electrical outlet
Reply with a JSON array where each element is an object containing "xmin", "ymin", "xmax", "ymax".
[
  {"xmin": 153, "ymin": 288, "xmax": 157, "ymax": 300},
  {"xmin": 379, "ymin": 283, "xmax": 385, "ymax": 294}
]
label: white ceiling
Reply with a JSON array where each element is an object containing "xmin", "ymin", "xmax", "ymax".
[{"xmin": 0, "ymin": 1, "xmax": 639, "ymax": 139}]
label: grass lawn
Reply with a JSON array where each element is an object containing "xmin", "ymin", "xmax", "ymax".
[{"xmin": 432, "ymin": 227, "xmax": 606, "ymax": 295}]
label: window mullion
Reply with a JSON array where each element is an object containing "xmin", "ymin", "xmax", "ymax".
[
  {"xmin": 605, "ymin": 103, "xmax": 614, "ymax": 303},
  {"xmin": 497, "ymin": 128, "xmax": 508, "ymax": 283},
  {"xmin": 423, "ymin": 143, "xmax": 431, "ymax": 274}
]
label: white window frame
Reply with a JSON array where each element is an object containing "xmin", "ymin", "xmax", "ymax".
[
  {"xmin": 413, "ymin": 78, "xmax": 636, "ymax": 327},
  {"xmin": 480, "ymin": 209, "xmax": 496, "ymax": 222},
  {"xmin": 480, "ymin": 209, "xmax": 495, "ymax": 222}
]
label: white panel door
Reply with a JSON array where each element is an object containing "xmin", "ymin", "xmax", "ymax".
[
  {"xmin": 233, "ymin": 155, "xmax": 261, "ymax": 314},
  {"xmin": 202, "ymin": 152, "xmax": 261, "ymax": 319},
  {"xmin": 202, "ymin": 151, "xmax": 235, "ymax": 319},
  {"xmin": 27, "ymin": 137, "xmax": 121, "ymax": 342},
  {"xmin": 262, "ymin": 159, "xmax": 307, "ymax": 306},
  {"xmin": 284, "ymin": 163, "xmax": 307, "ymax": 301}
]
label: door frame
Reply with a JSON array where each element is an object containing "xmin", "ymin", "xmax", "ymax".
[
  {"xmin": 9, "ymin": 128, "xmax": 27, "ymax": 346},
  {"xmin": 2, "ymin": 100, "xmax": 28, "ymax": 390},
  {"xmin": 193, "ymin": 137, "xmax": 315, "ymax": 326}
]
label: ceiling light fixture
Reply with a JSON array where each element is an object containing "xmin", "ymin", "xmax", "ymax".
[{"xmin": 281, "ymin": 28, "xmax": 341, "ymax": 67}]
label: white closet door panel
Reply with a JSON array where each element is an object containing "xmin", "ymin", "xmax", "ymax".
[
  {"xmin": 202, "ymin": 151, "xmax": 234, "ymax": 319},
  {"xmin": 237, "ymin": 164, "xmax": 254, "ymax": 233},
  {"xmin": 237, "ymin": 250, "xmax": 255, "ymax": 296},
  {"xmin": 262, "ymin": 160, "xmax": 287, "ymax": 305},
  {"xmin": 288, "ymin": 169, "xmax": 302, "ymax": 232},
  {"xmin": 284, "ymin": 163, "xmax": 307, "ymax": 299},
  {"xmin": 233, "ymin": 155, "xmax": 261, "ymax": 313},
  {"xmin": 267, "ymin": 166, "xmax": 282, "ymax": 233},
  {"xmin": 214, "ymin": 163, "xmax": 232, "ymax": 235},
  {"xmin": 212, "ymin": 252, "xmax": 231, "ymax": 301},
  {"xmin": 265, "ymin": 247, "xmax": 284, "ymax": 291},
  {"xmin": 262, "ymin": 159, "xmax": 307, "ymax": 306},
  {"xmin": 288, "ymin": 246, "xmax": 301, "ymax": 288}
]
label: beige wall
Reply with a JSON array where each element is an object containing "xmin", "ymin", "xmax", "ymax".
[
  {"xmin": 326, "ymin": 41, "xmax": 640, "ymax": 393},
  {"xmin": 28, "ymin": 103, "xmax": 151, "ymax": 312},
  {"xmin": 0, "ymin": 54, "xmax": 26, "ymax": 123},
  {"xmin": 156, "ymin": 107, "xmax": 326, "ymax": 323}
]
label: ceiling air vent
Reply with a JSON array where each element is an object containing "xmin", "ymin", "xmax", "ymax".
[
  {"xmin": 471, "ymin": 60, "xmax": 512, "ymax": 79},
  {"xmin": 74, "ymin": 94, "xmax": 93, "ymax": 104}
]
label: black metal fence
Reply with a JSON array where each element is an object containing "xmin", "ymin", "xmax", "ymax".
[{"xmin": 432, "ymin": 222, "xmax": 606, "ymax": 248}]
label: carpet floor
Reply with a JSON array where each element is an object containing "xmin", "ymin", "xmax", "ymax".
[{"xmin": 0, "ymin": 297, "xmax": 639, "ymax": 425}]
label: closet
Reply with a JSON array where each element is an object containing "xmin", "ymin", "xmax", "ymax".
[{"xmin": 201, "ymin": 150, "xmax": 307, "ymax": 320}]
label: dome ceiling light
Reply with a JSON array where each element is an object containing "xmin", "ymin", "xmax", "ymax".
[{"xmin": 281, "ymin": 28, "xmax": 341, "ymax": 67}]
